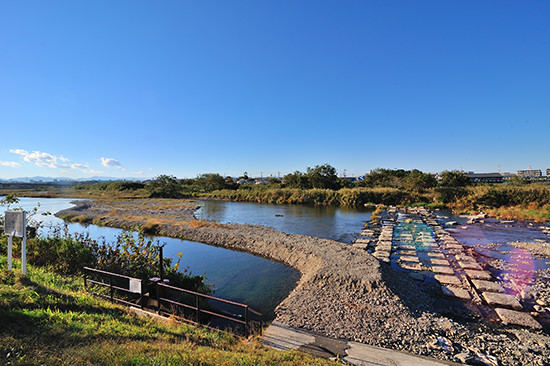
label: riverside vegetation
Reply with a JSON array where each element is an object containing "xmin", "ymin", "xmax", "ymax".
[
  {"xmin": 0, "ymin": 258, "xmax": 338, "ymax": 365},
  {"xmin": 6, "ymin": 165, "xmax": 550, "ymax": 222},
  {"xmin": 0, "ymin": 198, "xmax": 337, "ymax": 365}
]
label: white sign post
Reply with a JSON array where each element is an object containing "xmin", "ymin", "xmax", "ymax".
[{"xmin": 4, "ymin": 210, "xmax": 26, "ymax": 275}]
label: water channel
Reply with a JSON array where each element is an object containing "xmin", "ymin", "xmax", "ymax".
[{"xmin": 3, "ymin": 197, "xmax": 372, "ymax": 320}]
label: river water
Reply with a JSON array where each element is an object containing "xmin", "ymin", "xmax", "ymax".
[{"xmin": 3, "ymin": 197, "xmax": 372, "ymax": 320}]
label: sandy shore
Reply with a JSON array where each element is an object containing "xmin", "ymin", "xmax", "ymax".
[{"xmin": 56, "ymin": 199, "xmax": 550, "ymax": 365}]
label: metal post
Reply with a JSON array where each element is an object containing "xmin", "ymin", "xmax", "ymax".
[
  {"xmin": 140, "ymin": 280, "xmax": 144, "ymax": 310},
  {"xmin": 7, "ymin": 235, "xmax": 12, "ymax": 271},
  {"xmin": 159, "ymin": 245, "xmax": 164, "ymax": 280},
  {"xmin": 196, "ymin": 294, "xmax": 200, "ymax": 323},
  {"xmin": 21, "ymin": 234, "xmax": 26, "ymax": 275},
  {"xmin": 156, "ymin": 281, "xmax": 161, "ymax": 314},
  {"xmin": 244, "ymin": 306, "xmax": 249, "ymax": 336},
  {"xmin": 110, "ymin": 275, "xmax": 114, "ymax": 301}
]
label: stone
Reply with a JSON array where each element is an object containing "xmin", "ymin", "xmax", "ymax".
[
  {"xmin": 442, "ymin": 285, "xmax": 471, "ymax": 300},
  {"xmin": 494, "ymin": 308, "xmax": 542, "ymax": 329},
  {"xmin": 398, "ymin": 250, "xmax": 417, "ymax": 256},
  {"xmin": 427, "ymin": 252, "xmax": 445, "ymax": 258},
  {"xmin": 430, "ymin": 259, "xmax": 451, "ymax": 266},
  {"xmin": 400, "ymin": 262, "xmax": 422, "ymax": 271},
  {"xmin": 458, "ymin": 261, "xmax": 483, "ymax": 270},
  {"xmin": 352, "ymin": 243, "xmax": 369, "ymax": 250},
  {"xmin": 399, "ymin": 256, "xmax": 420, "ymax": 263},
  {"xmin": 434, "ymin": 275, "xmax": 462, "ymax": 286},
  {"xmin": 431, "ymin": 266, "xmax": 455, "ymax": 275},
  {"xmin": 471, "ymin": 280, "xmax": 505, "ymax": 293},
  {"xmin": 482, "ymin": 292, "xmax": 523, "ymax": 310},
  {"xmin": 465, "ymin": 269, "xmax": 492, "ymax": 280}
]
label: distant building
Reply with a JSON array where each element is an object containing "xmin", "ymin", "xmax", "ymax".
[
  {"xmin": 547, "ymin": 168, "xmax": 550, "ymax": 176},
  {"xmin": 465, "ymin": 172, "xmax": 504, "ymax": 183},
  {"xmin": 517, "ymin": 169, "xmax": 542, "ymax": 178}
]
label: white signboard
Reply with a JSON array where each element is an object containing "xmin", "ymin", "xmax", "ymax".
[
  {"xmin": 129, "ymin": 278, "xmax": 142, "ymax": 294},
  {"xmin": 5, "ymin": 210, "xmax": 25, "ymax": 237}
]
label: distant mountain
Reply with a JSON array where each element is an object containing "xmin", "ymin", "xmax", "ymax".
[{"xmin": 0, "ymin": 176, "xmax": 148, "ymax": 183}]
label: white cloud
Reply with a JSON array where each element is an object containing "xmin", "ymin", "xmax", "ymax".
[
  {"xmin": 70, "ymin": 163, "xmax": 88, "ymax": 170},
  {"xmin": 10, "ymin": 149, "xmax": 67, "ymax": 168},
  {"xmin": 132, "ymin": 171, "xmax": 144, "ymax": 175},
  {"xmin": 101, "ymin": 157, "xmax": 122, "ymax": 168},
  {"xmin": 84, "ymin": 169, "xmax": 103, "ymax": 174},
  {"xmin": 0, "ymin": 161, "xmax": 20, "ymax": 168}
]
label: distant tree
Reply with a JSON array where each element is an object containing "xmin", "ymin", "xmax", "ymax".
[
  {"xmin": 224, "ymin": 176, "xmax": 239, "ymax": 190},
  {"xmin": 306, "ymin": 164, "xmax": 340, "ymax": 190},
  {"xmin": 195, "ymin": 173, "xmax": 226, "ymax": 192},
  {"xmin": 402, "ymin": 169, "xmax": 437, "ymax": 191},
  {"xmin": 283, "ymin": 171, "xmax": 311, "ymax": 189},
  {"xmin": 508, "ymin": 175, "xmax": 530, "ymax": 186},
  {"xmin": 146, "ymin": 175, "xmax": 182, "ymax": 198},
  {"xmin": 360, "ymin": 168, "xmax": 405, "ymax": 188},
  {"xmin": 439, "ymin": 170, "xmax": 471, "ymax": 187},
  {"xmin": 266, "ymin": 177, "xmax": 281, "ymax": 185}
]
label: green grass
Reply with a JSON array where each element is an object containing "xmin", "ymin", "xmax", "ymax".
[{"xmin": 0, "ymin": 256, "xmax": 337, "ymax": 366}]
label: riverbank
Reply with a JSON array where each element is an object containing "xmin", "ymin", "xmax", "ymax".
[{"xmin": 55, "ymin": 199, "xmax": 550, "ymax": 365}]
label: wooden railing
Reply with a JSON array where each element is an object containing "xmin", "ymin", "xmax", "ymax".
[{"xmin": 82, "ymin": 267, "xmax": 262, "ymax": 336}]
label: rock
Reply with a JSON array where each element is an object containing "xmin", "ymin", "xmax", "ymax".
[
  {"xmin": 474, "ymin": 353, "xmax": 499, "ymax": 366},
  {"xmin": 456, "ymin": 352, "xmax": 475, "ymax": 364}
]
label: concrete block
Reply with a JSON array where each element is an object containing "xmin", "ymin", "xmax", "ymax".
[
  {"xmin": 458, "ymin": 261, "xmax": 483, "ymax": 270},
  {"xmin": 434, "ymin": 275, "xmax": 462, "ymax": 286},
  {"xmin": 494, "ymin": 308, "xmax": 542, "ymax": 329},
  {"xmin": 431, "ymin": 266, "xmax": 455, "ymax": 275},
  {"xmin": 465, "ymin": 269, "xmax": 492, "ymax": 280},
  {"xmin": 399, "ymin": 256, "xmax": 420, "ymax": 263},
  {"xmin": 471, "ymin": 280, "xmax": 505, "ymax": 293},
  {"xmin": 482, "ymin": 292, "xmax": 522, "ymax": 310},
  {"xmin": 442, "ymin": 285, "xmax": 471, "ymax": 300},
  {"xmin": 430, "ymin": 259, "xmax": 450, "ymax": 266}
]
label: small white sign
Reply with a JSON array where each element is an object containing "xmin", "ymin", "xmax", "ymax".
[
  {"xmin": 5, "ymin": 210, "xmax": 25, "ymax": 237},
  {"xmin": 129, "ymin": 278, "xmax": 142, "ymax": 294}
]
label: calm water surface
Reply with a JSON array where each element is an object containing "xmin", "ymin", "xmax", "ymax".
[
  {"xmin": 5, "ymin": 197, "xmax": 302, "ymax": 319},
  {"xmin": 195, "ymin": 199, "xmax": 372, "ymax": 243}
]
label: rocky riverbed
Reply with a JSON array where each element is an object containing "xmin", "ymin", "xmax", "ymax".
[{"xmin": 56, "ymin": 199, "xmax": 550, "ymax": 365}]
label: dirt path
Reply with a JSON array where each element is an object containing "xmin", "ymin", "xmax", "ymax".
[{"xmin": 56, "ymin": 199, "xmax": 550, "ymax": 365}]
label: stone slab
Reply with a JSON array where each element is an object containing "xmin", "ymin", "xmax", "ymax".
[
  {"xmin": 344, "ymin": 341, "xmax": 454, "ymax": 366},
  {"xmin": 471, "ymin": 280, "xmax": 505, "ymax": 293},
  {"xmin": 352, "ymin": 243, "xmax": 369, "ymax": 250},
  {"xmin": 427, "ymin": 252, "xmax": 445, "ymax": 258},
  {"xmin": 458, "ymin": 261, "xmax": 483, "ymax": 270},
  {"xmin": 398, "ymin": 250, "xmax": 417, "ymax": 256},
  {"xmin": 482, "ymin": 292, "xmax": 522, "ymax": 310},
  {"xmin": 465, "ymin": 269, "xmax": 492, "ymax": 280},
  {"xmin": 442, "ymin": 285, "xmax": 471, "ymax": 300},
  {"xmin": 400, "ymin": 262, "xmax": 423, "ymax": 271},
  {"xmin": 400, "ymin": 244, "xmax": 416, "ymax": 250},
  {"xmin": 434, "ymin": 275, "xmax": 462, "ymax": 286},
  {"xmin": 431, "ymin": 266, "xmax": 455, "ymax": 275},
  {"xmin": 494, "ymin": 308, "xmax": 542, "ymax": 329},
  {"xmin": 430, "ymin": 259, "xmax": 451, "ymax": 266},
  {"xmin": 399, "ymin": 256, "xmax": 420, "ymax": 263}
]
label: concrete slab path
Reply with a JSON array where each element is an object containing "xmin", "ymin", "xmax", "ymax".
[{"xmin": 261, "ymin": 322, "xmax": 460, "ymax": 366}]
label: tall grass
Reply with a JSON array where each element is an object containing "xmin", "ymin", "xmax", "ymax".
[{"xmin": 1, "ymin": 259, "xmax": 336, "ymax": 365}]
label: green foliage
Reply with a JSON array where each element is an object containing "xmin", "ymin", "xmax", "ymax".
[
  {"xmin": 439, "ymin": 170, "xmax": 471, "ymax": 187},
  {"xmin": 401, "ymin": 169, "xmax": 437, "ymax": 191},
  {"xmin": 283, "ymin": 171, "xmax": 311, "ymax": 189},
  {"xmin": 195, "ymin": 173, "xmax": 227, "ymax": 192},
  {"xmin": 306, "ymin": 164, "xmax": 340, "ymax": 190},
  {"xmin": 146, "ymin": 175, "xmax": 182, "ymax": 198}
]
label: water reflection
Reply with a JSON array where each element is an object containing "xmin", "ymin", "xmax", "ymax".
[{"xmin": 196, "ymin": 200, "xmax": 372, "ymax": 243}]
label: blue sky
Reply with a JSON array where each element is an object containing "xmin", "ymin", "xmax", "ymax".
[{"xmin": 1, "ymin": 1, "xmax": 549, "ymax": 179}]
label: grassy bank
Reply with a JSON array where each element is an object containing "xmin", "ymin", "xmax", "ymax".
[{"xmin": 0, "ymin": 258, "xmax": 337, "ymax": 366}]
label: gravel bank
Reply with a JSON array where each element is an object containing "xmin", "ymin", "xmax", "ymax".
[{"xmin": 56, "ymin": 200, "xmax": 550, "ymax": 365}]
